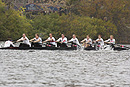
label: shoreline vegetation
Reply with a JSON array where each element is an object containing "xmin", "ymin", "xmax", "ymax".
[{"xmin": 0, "ymin": 0, "xmax": 130, "ymax": 43}]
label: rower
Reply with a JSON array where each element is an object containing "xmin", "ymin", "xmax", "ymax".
[
  {"xmin": 81, "ymin": 35, "xmax": 92, "ymax": 47},
  {"xmin": 4, "ymin": 38, "xmax": 15, "ymax": 47},
  {"xmin": 30, "ymin": 33, "xmax": 42, "ymax": 47},
  {"xmin": 17, "ymin": 33, "xmax": 31, "ymax": 47},
  {"xmin": 68, "ymin": 34, "xmax": 80, "ymax": 46},
  {"xmin": 56, "ymin": 34, "xmax": 67, "ymax": 47},
  {"xmin": 95, "ymin": 35, "xmax": 104, "ymax": 47},
  {"xmin": 105, "ymin": 35, "xmax": 115, "ymax": 48},
  {"xmin": 43, "ymin": 33, "xmax": 56, "ymax": 47},
  {"xmin": 105, "ymin": 35, "xmax": 115, "ymax": 44}
]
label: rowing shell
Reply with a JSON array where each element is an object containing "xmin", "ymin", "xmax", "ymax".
[
  {"xmin": 84, "ymin": 45, "xmax": 129, "ymax": 51},
  {"xmin": 0, "ymin": 46, "xmax": 77, "ymax": 50}
]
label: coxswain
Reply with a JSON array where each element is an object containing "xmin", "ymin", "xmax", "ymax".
[
  {"xmin": 81, "ymin": 35, "xmax": 92, "ymax": 47},
  {"xmin": 17, "ymin": 33, "xmax": 31, "ymax": 47},
  {"xmin": 30, "ymin": 33, "xmax": 42, "ymax": 47},
  {"xmin": 4, "ymin": 38, "xmax": 15, "ymax": 47},
  {"xmin": 56, "ymin": 34, "xmax": 67, "ymax": 47}
]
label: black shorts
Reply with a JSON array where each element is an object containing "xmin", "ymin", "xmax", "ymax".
[
  {"xmin": 31, "ymin": 42, "xmax": 42, "ymax": 47},
  {"xmin": 19, "ymin": 43, "xmax": 30, "ymax": 47},
  {"xmin": 57, "ymin": 43, "xmax": 67, "ymax": 47}
]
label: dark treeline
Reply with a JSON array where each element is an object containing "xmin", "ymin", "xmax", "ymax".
[
  {"xmin": 0, "ymin": 0, "xmax": 130, "ymax": 43},
  {"xmin": 65, "ymin": 0, "xmax": 130, "ymax": 43}
]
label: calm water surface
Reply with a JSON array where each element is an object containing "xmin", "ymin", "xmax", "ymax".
[{"xmin": 0, "ymin": 42, "xmax": 130, "ymax": 87}]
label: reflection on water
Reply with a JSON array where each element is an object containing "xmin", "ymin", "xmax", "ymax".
[{"xmin": 0, "ymin": 42, "xmax": 130, "ymax": 87}]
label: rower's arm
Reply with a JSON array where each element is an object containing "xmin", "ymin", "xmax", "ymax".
[
  {"xmin": 104, "ymin": 42, "xmax": 110, "ymax": 44},
  {"xmin": 104, "ymin": 40, "xmax": 110, "ymax": 44},
  {"xmin": 47, "ymin": 39, "xmax": 53, "ymax": 42},
  {"xmin": 43, "ymin": 39, "xmax": 47, "ymax": 43},
  {"xmin": 104, "ymin": 39, "xmax": 109, "ymax": 42},
  {"xmin": 96, "ymin": 40, "xmax": 100, "ymax": 42},
  {"xmin": 17, "ymin": 38, "xmax": 24, "ymax": 42},
  {"xmin": 43, "ymin": 39, "xmax": 52, "ymax": 43},
  {"xmin": 29, "ymin": 38, "xmax": 35, "ymax": 42},
  {"xmin": 17, "ymin": 39, "xmax": 21, "ymax": 42},
  {"xmin": 81, "ymin": 39, "xmax": 85, "ymax": 43},
  {"xmin": 34, "ymin": 39, "xmax": 40, "ymax": 43},
  {"xmin": 56, "ymin": 38, "xmax": 60, "ymax": 42},
  {"xmin": 96, "ymin": 39, "xmax": 103, "ymax": 42},
  {"xmin": 68, "ymin": 38, "xmax": 73, "ymax": 42}
]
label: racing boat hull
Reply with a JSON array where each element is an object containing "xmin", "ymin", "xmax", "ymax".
[
  {"xmin": 0, "ymin": 46, "xmax": 77, "ymax": 50},
  {"xmin": 84, "ymin": 46, "xmax": 129, "ymax": 51}
]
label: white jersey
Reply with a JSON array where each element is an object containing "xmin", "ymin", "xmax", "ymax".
[
  {"xmin": 96, "ymin": 38, "xmax": 104, "ymax": 46},
  {"xmin": 20, "ymin": 36, "xmax": 31, "ymax": 46},
  {"xmin": 34, "ymin": 37, "xmax": 42, "ymax": 44},
  {"xmin": 47, "ymin": 37, "xmax": 56, "ymax": 45},
  {"xmin": 84, "ymin": 38, "xmax": 92, "ymax": 44},
  {"xmin": 105, "ymin": 39, "xmax": 115, "ymax": 44},
  {"xmin": 57, "ymin": 37, "xmax": 67, "ymax": 43},
  {"xmin": 69, "ymin": 38, "xmax": 80, "ymax": 45},
  {"xmin": 4, "ymin": 41, "xmax": 15, "ymax": 47}
]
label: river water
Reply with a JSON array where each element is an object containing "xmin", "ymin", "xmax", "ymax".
[{"xmin": 0, "ymin": 42, "xmax": 130, "ymax": 87}]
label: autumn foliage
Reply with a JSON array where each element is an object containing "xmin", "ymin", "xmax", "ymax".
[
  {"xmin": 0, "ymin": 0, "xmax": 130, "ymax": 43},
  {"xmin": 66, "ymin": 0, "xmax": 130, "ymax": 43}
]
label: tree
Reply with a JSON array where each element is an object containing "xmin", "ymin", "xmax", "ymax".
[
  {"xmin": 66, "ymin": 0, "xmax": 130, "ymax": 43},
  {"xmin": 32, "ymin": 13, "xmax": 117, "ymax": 40},
  {"xmin": 0, "ymin": 0, "xmax": 33, "ymax": 40}
]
